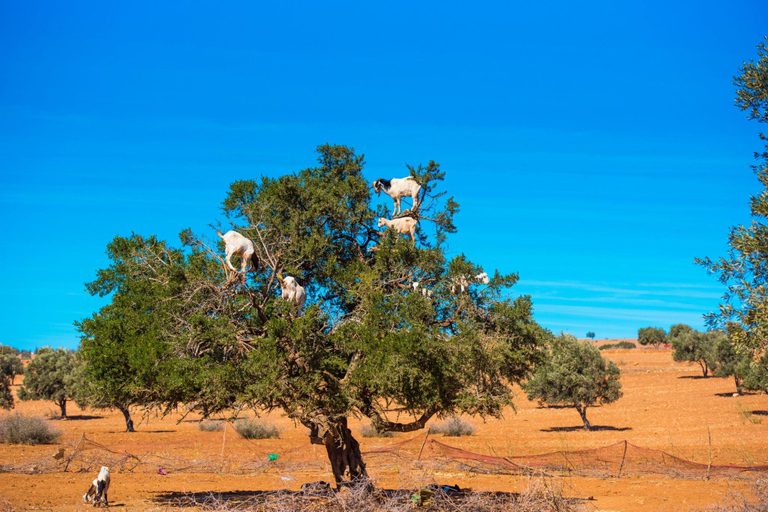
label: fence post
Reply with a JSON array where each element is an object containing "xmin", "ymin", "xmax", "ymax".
[{"xmin": 617, "ymin": 440, "xmax": 628, "ymax": 478}]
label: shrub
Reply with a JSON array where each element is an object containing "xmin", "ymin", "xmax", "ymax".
[
  {"xmin": 0, "ymin": 413, "xmax": 62, "ymax": 445},
  {"xmin": 600, "ymin": 341, "xmax": 636, "ymax": 350},
  {"xmin": 429, "ymin": 417, "xmax": 476, "ymax": 437},
  {"xmin": 360, "ymin": 423, "xmax": 394, "ymax": 438},
  {"xmin": 198, "ymin": 420, "xmax": 224, "ymax": 432},
  {"xmin": 233, "ymin": 419, "xmax": 280, "ymax": 439}
]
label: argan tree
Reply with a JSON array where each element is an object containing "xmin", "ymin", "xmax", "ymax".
[
  {"xmin": 82, "ymin": 144, "xmax": 547, "ymax": 487},
  {"xmin": 638, "ymin": 326, "xmax": 666, "ymax": 347},
  {"xmin": 522, "ymin": 333, "xmax": 622, "ymax": 430},
  {"xmin": 697, "ymin": 38, "xmax": 768, "ymax": 385},
  {"xmin": 18, "ymin": 347, "xmax": 80, "ymax": 418},
  {"xmin": 76, "ymin": 240, "xmax": 173, "ymax": 432}
]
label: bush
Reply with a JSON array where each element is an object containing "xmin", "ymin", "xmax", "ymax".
[
  {"xmin": 198, "ymin": 420, "xmax": 224, "ymax": 432},
  {"xmin": 429, "ymin": 417, "xmax": 476, "ymax": 437},
  {"xmin": 360, "ymin": 423, "xmax": 394, "ymax": 438},
  {"xmin": 233, "ymin": 419, "xmax": 280, "ymax": 439},
  {"xmin": 600, "ymin": 341, "xmax": 636, "ymax": 350},
  {"xmin": 0, "ymin": 413, "xmax": 62, "ymax": 445}
]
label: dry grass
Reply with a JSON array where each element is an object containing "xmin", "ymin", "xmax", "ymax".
[
  {"xmin": 704, "ymin": 478, "xmax": 768, "ymax": 512},
  {"xmin": 165, "ymin": 477, "xmax": 586, "ymax": 511}
]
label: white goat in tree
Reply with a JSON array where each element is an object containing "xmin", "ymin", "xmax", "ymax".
[
  {"xmin": 279, "ymin": 274, "xmax": 306, "ymax": 310},
  {"xmin": 82, "ymin": 466, "xmax": 110, "ymax": 506},
  {"xmin": 378, "ymin": 216, "xmax": 418, "ymax": 242},
  {"xmin": 451, "ymin": 272, "xmax": 490, "ymax": 293},
  {"xmin": 217, "ymin": 230, "xmax": 259, "ymax": 274},
  {"xmin": 372, "ymin": 177, "xmax": 421, "ymax": 216},
  {"xmin": 412, "ymin": 281, "xmax": 433, "ymax": 297}
]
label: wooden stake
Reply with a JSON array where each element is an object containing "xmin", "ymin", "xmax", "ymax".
[{"xmin": 707, "ymin": 427, "xmax": 712, "ymax": 480}]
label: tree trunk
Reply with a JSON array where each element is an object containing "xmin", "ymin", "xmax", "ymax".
[
  {"xmin": 699, "ymin": 361, "xmax": 709, "ymax": 378},
  {"xmin": 59, "ymin": 399, "xmax": 67, "ymax": 418},
  {"xmin": 322, "ymin": 418, "xmax": 370, "ymax": 488},
  {"xmin": 118, "ymin": 405, "xmax": 135, "ymax": 432},
  {"xmin": 576, "ymin": 404, "xmax": 591, "ymax": 431},
  {"xmin": 735, "ymin": 375, "xmax": 743, "ymax": 396}
]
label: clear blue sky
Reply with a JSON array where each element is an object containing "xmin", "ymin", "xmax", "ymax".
[{"xmin": 1, "ymin": 1, "xmax": 766, "ymax": 350}]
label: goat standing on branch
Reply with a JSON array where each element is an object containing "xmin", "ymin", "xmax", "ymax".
[
  {"xmin": 451, "ymin": 272, "xmax": 490, "ymax": 293},
  {"xmin": 278, "ymin": 274, "xmax": 306, "ymax": 310},
  {"xmin": 378, "ymin": 216, "xmax": 418, "ymax": 242},
  {"xmin": 372, "ymin": 177, "xmax": 421, "ymax": 216},
  {"xmin": 217, "ymin": 230, "xmax": 259, "ymax": 274}
]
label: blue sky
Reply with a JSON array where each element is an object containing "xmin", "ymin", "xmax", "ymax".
[{"xmin": 1, "ymin": 1, "xmax": 766, "ymax": 350}]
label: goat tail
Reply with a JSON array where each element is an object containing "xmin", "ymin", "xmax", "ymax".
[{"xmin": 216, "ymin": 231, "xmax": 225, "ymax": 239}]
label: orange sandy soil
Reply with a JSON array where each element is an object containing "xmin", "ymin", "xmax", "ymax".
[{"xmin": 1, "ymin": 346, "xmax": 767, "ymax": 511}]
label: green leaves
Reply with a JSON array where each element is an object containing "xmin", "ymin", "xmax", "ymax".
[
  {"xmin": 79, "ymin": 144, "xmax": 547, "ymax": 447},
  {"xmin": 522, "ymin": 334, "xmax": 622, "ymax": 429}
]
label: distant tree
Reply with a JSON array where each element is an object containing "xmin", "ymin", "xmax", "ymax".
[
  {"xmin": 713, "ymin": 337, "xmax": 752, "ymax": 394},
  {"xmin": 19, "ymin": 350, "xmax": 32, "ymax": 361},
  {"xmin": 742, "ymin": 353, "xmax": 768, "ymax": 393},
  {"xmin": 696, "ymin": 38, "xmax": 768, "ymax": 386},
  {"xmin": 0, "ymin": 359, "xmax": 14, "ymax": 410},
  {"xmin": 638, "ymin": 327, "xmax": 666, "ymax": 347},
  {"xmin": 586, "ymin": 332, "xmax": 596, "ymax": 340},
  {"xmin": 18, "ymin": 348, "xmax": 80, "ymax": 418},
  {"xmin": 522, "ymin": 334, "xmax": 622, "ymax": 430},
  {"xmin": 669, "ymin": 325, "xmax": 723, "ymax": 378},
  {"xmin": 0, "ymin": 345, "xmax": 20, "ymax": 356},
  {"xmin": 0, "ymin": 354, "xmax": 23, "ymax": 385}
]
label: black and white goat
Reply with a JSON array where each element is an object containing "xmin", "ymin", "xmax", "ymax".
[
  {"xmin": 372, "ymin": 177, "xmax": 421, "ymax": 216},
  {"xmin": 217, "ymin": 230, "xmax": 259, "ymax": 274},
  {"xmin": 378, "ymin": 216, "xmax": 418, "ymax": 242},
  {"xmin": 278, "ymin": 274, "xmax": 306, "ymax": 310},
  {"xmin": 83, "ymin": 466, "xmax": 110, "ymax": 506}
]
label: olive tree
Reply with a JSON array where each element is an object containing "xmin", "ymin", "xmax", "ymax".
[
  {"xmin": 697, "ymin": 38, "xmax": 768, "ymax": 384},
  {"xmin": 669, "ymin": 324, "xmax": 723, "ymax": 378},
  {"xmin": 82, "ymin": 144, "xmax": 547, "ymax": 487},
  {"xmin": 638, "ymin": 326, "xmax": 666, "ymax": 347},
  {"xmin": 522, "ymin": 333, "xmax": 622, "ymax": 431},
  {"xmin": 18, "ymin": 348, "xmax": 80, "ymax": 417}
]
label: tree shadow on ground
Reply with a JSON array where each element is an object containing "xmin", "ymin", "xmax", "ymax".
[
  {"xmin": 61, "ymin": 415, "xmax": 105, "ymax": 420},
  {"xmin": 153, "ymin": 488, "xmax": 588, "ymax": 509},
  {"xmin": 751, "ymin": 410, "xmax": 768, "ymax": 416},
  {"xmin": 541, "ymin": 425, "xmax": 632, "ymax": 432},
  {"xmin": 677, "ymin": 375, "xmax": 709, "ymax": 380},
  {"xmin": 715, "ymin": 391, "xmax": 759, "ymax": 398}
]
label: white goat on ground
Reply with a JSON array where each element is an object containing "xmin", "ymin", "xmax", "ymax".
[
  {"xmin": 372, "ymin": 177, "xmax": 421, "ymax": 216},
  {"xmin": 279, "ymin": 274, "xmax": 306, "ymax": 309},
  {"xmin": 83, "ymin": 466, "xmax": 110, "ymax": 506},
  {"xmin": 217, "ymin": 231, "xmax": 259, "ymax": 274},
  {"xmin": 378, "ymin": 216, "xmax": 418, "ymax": 242},
  {"xmin": 450, "ymin": 273, "xmax": 490, "ymax": 293}
]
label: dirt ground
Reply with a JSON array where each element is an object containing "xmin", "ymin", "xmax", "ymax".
[{"xmin": 1, "ymin": 346, "xmax": 767, "ymax": 511}]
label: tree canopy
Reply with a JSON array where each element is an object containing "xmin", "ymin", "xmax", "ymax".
[
  {"xmin": 18, "ymin": 348, "xmax": 80, "ymax": 418},
  {"xmin": 668, "ymin": 324, "xmax": 723, "ymax": 378},
  {"xmin": 637, "ymin": 326, "xmax": 666, "ymax": 347},
  {"xmin": 697, "ymin": 38, "xmax": 768, "ymax": 389},
  {"xmin": 80, "ymin": 144, "xmax": 548, "ymax": 486},
  {"xmin": 522, "ymin": 333, "xmax": 622, "ymax": 431}
]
